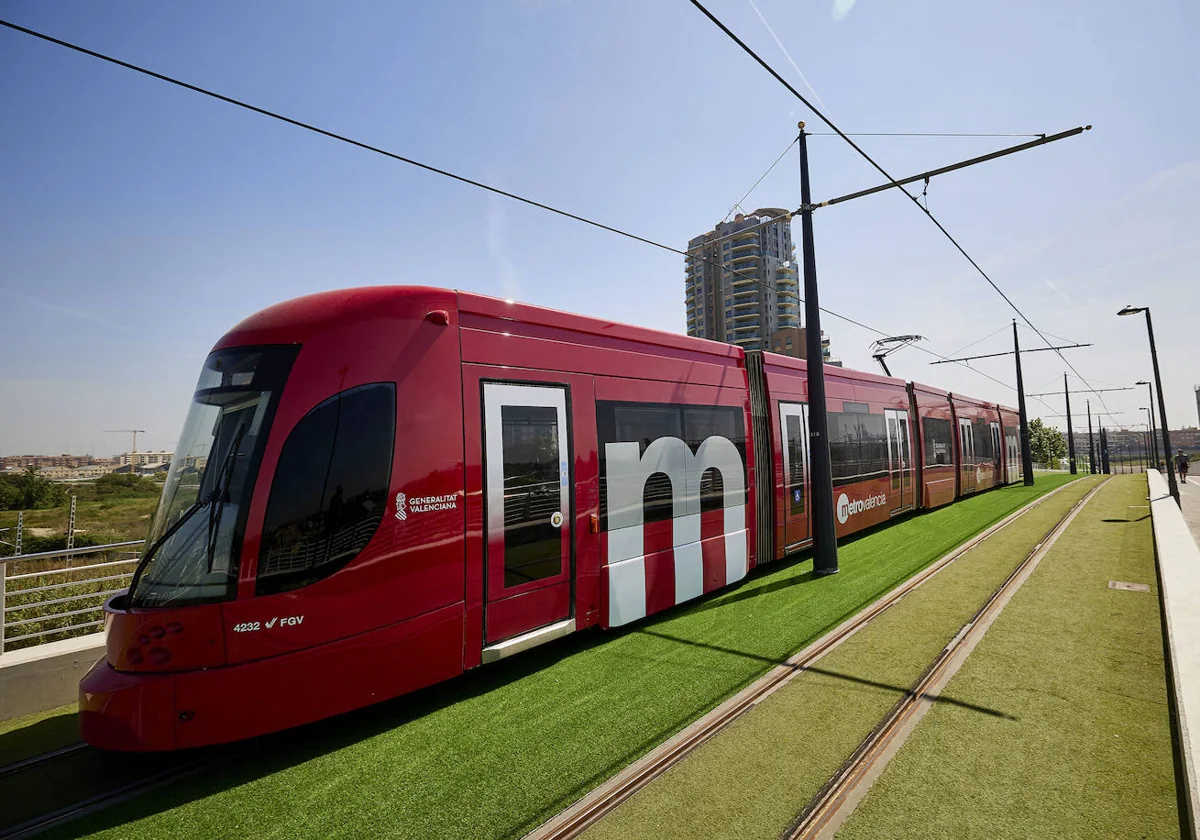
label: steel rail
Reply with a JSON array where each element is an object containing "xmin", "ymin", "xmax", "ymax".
[
  {"xmin": 0, "ymin": 742, "xmax": 88, "ymax": 781},
  {"xmin": 0, "ymin": 748, "xmax": 236, "ymax": 840},
  {"xmin": 524, "ymin": 477, "xmax": 1088, "ymax": 840},
  {"xmin": 785, "ymin": 476, "xmax": 1111, "ymax": 839}
]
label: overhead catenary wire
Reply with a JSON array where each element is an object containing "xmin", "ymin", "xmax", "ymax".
[
  {"xmin": 685, "ymin": 0, "xmax": 1111, "ymax": 414},
  {"xmin": 0, "ymin": 17, "xmax": 1044, "ymax": 408},
  {"xmin": 723, "ymin": 135, "xmax": 799, "ymax": 221},
  {"xmin": 942, "ymin": 324, "xmax": 1010, "ymax": 363},
  {"xmin": 0, "ymin": 20, "xmax": 882, "ymax": 342}
]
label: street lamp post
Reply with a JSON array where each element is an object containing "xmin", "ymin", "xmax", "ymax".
[
  {"xmin": 1136, "ymin": 380, "xmax": 1159, "ymax": 470},
  {"xmin": 1119, "ymin": 306, "xmax": 1178, "ymax": 502},
  {"xmin": 1142, "ymin": 420, "xmax": 1151, "ymax": 473}
]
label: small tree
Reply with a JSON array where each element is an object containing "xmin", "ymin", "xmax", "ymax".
[{"xmin": 1028, "ymin": 418, "xmax": 1067, "ymax": 467}]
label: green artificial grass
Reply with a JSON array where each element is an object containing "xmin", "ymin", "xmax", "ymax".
[
  {"xmin": 837, "ymin": 475, "xmax": 1178, "ymax": 839},
  {"xmin": 43, "ymin": 475, "xmax": 1077, "ymax": 840},
  {"xmin": 585, "ymin": 476, "xmax": 1101, "ymax": 840},
  {"xmin": 0, "ymin": 703, "xmax": 78, "ymax": 766}
]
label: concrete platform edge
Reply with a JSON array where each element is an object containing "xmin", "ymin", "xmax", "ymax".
[
  {"xmin": 1148, "ymin": 469, "xmax": 1200, "ymax": 839},
  {"xmin": 0, "ymin": 632, "xmax": 104, "ymax": 721}
]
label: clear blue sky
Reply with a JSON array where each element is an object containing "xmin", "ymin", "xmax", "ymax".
[{"xmin": 1, "ymin": 0, "xmax": 1197, "ymax": 456}]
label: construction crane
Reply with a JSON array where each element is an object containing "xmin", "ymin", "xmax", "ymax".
[{"xmin": 104, "ymin": 429, "xmax": 146, "ymax": 472}]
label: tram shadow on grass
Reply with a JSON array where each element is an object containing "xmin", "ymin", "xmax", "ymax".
[
  {"xmin": 48, "ymin": 493, "xmax": 1032, "ymax": 838},
  {"xmin": 49, "ymin": 556, "xmax": 832, "ymax": 837}
]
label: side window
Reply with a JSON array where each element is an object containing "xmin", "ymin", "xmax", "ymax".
[
  {"xmin": 923, "ymin": 417, "xmax": 952, "ymax": 467},
  {"xmin": 785, "ymin": 413, "xmax": 805, "ymax": 515},
  {"xmin": 596, "ymin": 400, "xmax": 746, "ymax": 527},
  {"xmin": 257, "ymin": 383, "xmax": 396, "ymax": 595},
  {"xmin": 858, "ymin": 413, "xmax": 887, "ymax": 479},
  {"xmin": 828, "ymin": 412, "xmax": 858, "ymax": 485}
]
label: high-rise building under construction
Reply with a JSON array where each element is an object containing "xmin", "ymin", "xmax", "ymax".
[{"xmin": 684, "ymin": 209, "xmax": 800, "ymax": 351}]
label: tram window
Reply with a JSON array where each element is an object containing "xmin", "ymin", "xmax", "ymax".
[
  {"xmin": 643, "ymin": 472, "xmax": 675, "ymax": 522},
  {"xmin": 829, "ymin": 412, "xmax": 861, "ymax": 485},
  {"xmin": 499, "ymin": 405, "xmax": 562, "ymax": 587},
  {"xmin": 786, "ymin": 414, "xmax": 804, "ymax": 515},
  {"xmin": 257, "ymin": 383, "xmax": 395, "ymax": 595},
  {"xmin": 923, "ymin": 417, "xmax": 953, "ymax": 467},
  {"xmin": 597, "ymin": 400, "xmax": 747, "ymax": 527},
  {"xmin": 829, "ymin": 411, "xmax": 888, "ymax": 485},
  {"xmin": 974, "ymin": 419, "xmax": 993, "ymax": 461},
  {"xmin": 699, "ymin": 467, "xmax": 724, "ymax": 513},
  {"xmin": 859, "ymin": 413, "xmax": 888, "ymax": 478}
]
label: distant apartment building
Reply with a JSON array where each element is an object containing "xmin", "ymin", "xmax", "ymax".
[
  {"xmin": 118, "ymin": 450, "xmax": 173, "ymax": 468},
  {"xmin": 685, "ymin": 209, "xmax": 800, "ymax": 351},
  {"xmin": 769, "ymin": 327, "xmax": 842, "ymax": 366},
  {"xmin": 0, "ymin": 454, "xmax": 104, "ymax": 470},
  {"xmin": 1071, "ymin": 427, "xmax": 1200, "ymax": 461}
]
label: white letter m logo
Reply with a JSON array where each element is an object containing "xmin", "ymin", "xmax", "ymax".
[{"xmin": 603, "ymin": 435, "xmax": 747, "ymax": 626}]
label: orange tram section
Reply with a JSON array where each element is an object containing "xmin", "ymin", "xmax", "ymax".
[{"xmin": 80, "ymin": 286, "xmax": 1023, "ymax": 751}]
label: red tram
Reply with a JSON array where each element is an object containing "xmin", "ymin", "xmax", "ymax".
[{"xmin": 80, "ymin": 287, "xmax": 1022, "ymax": 750}]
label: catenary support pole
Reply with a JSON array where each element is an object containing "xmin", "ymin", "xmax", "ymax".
[
  {"xmin": 1012, "ymin": 321, "xmax": 1034, "ymax": 485},
  {"xmin": 1064, "ymin": 373, "xmax": 1076, "ymax": 474},
  {"xmin": 1087, "ymin": 400, "xmax": 1096, "ymax": 475},
  {"xmin": 798, "ymin": 124, "xmax": 838, "ymax": 575}
]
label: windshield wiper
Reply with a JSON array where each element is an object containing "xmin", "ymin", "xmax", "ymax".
[
  {"xmin": 128, "ymin": 422, "xmax": 247, "ymax": 602},
  {"xmin": 205, "ymin": 423, "xmax": 247, "ymax": 573}
]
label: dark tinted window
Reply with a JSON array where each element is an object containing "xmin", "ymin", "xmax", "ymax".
[
  {"xmin": 974, "ymin": 418, "xmax": 993, "ymax": 461},
  {"xmin": 500, "ymin": 405, "xmax": 563, "ymax": 587},
  {"xmin": 829, "ymin": 411, "xmax": 889, "ymax": 486},
  {"xmin": 785, "ymin": 413, "xmax": 805, "ymax": 515},
  {"xmin": 597, "ymin": 401, "xmax": 746, "ymax": 527},
  {"xmin": 923, "ymin": 417, "xmax": 953, "ymax": 467},
  {"xmin": 643, "ymin": 472, "xmax": 675, "ymax": 522},
  {"xmin": 257, "ymin": 383, "xmax": 395, "ymax": 595},
  {"xmin": 699, "ymin": 468, "xmax": 724, "ymax": 513}
]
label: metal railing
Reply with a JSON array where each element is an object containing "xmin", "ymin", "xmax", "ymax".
[{"xmin": 0, "ymin": 540, "xmax": 143, "ymax": 655}]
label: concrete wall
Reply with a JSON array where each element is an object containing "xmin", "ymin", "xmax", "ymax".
[
  {"xmin": 0, "ymin": 633, "xmax": 103, "ymax": 722},
  {"xmin": 1148, "ymin": 469, "xmax": 1200, "ymax": 839}
]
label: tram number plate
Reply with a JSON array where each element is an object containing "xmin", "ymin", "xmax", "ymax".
[{"xmin": 232, "ymin": 616, "xmax": 305, "ymax": 633}]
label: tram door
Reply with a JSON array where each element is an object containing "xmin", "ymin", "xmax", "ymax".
[
  {"xmin": 481, "ymin": 383, "xmax": 573, "ymax": 645},
  {"xmin": 959, "ymin": 417, "xmax": 976, "ymax": 493},
  {"xmin": 885, "ymin": 409, "xmax": 914, "ymax": 512},
  {"xmin": 1006, "ymin": 429, "xmax": 1020, "ymax": 483},
  {"xmin": 779, "ymin": 402, "xmax": 810, "ymax": 549},
  {"xmin": 990, "ymin": 422, "xmax": 1002, "ymax": 486}
]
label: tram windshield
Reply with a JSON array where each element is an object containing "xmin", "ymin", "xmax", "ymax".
[{"xmin": 128, "ymin": 346, "xmax": 296, "ymax": 608}]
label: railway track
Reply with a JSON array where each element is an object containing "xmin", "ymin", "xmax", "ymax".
[
  {"xmin": 785, "ymin": 475, "xmax": 1110, "ymax": 839},
  {"xmin": 0, "ymin": 742, "xmax": 231, "ymax": 840},
  {"xmin": 0, "ymin": 743, "xmax": 88, "ymax": 781},
  {"xmin": 526, "ymin": 476, "xmax": 1097, "ymax": 840}
]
